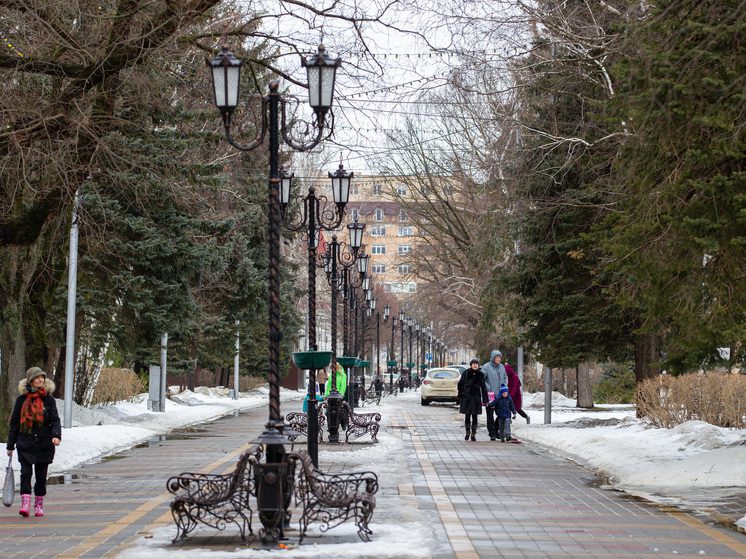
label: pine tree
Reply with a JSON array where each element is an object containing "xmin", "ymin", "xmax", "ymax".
[{"xmin": 603, "ymin": 0, "xmax": 746, "ymax": 372}]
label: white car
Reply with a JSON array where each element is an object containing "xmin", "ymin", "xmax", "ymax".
[{"xmin": 420, "ymin": 367, "xmax": 461, "ymax": 406}]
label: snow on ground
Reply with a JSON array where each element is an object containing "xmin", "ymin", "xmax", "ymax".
[
  {"xmin": 1, "ymin": 386, "xmax": 305, "ymax": 485},
  {"xmin": 3, "ymin": 382, "xmax": 745, "ymax": 552},
  {"xmin": 118, "ymin": 390, "xmax": 434, "ymax": 559},
  {"xmin": 515, "ymin": 391, "xmax": 746, "ymax": 530}
]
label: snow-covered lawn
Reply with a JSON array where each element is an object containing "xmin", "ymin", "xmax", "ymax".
[{"xmin": 2, "ymin": 386, "xmax": 305, "ymax": 482}]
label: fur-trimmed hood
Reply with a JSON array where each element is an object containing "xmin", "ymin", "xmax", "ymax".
[{"xmin": 18, "ymin": 377, "xmax": 56, "ymax": 396}]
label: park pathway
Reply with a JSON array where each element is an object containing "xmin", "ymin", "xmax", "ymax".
[{"xmin": 0, "ymin": 393, "xmax": 744, "ymax": 558}]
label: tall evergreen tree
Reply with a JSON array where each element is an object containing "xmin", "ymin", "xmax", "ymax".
[{"xmin": 602, "ymin": 0, "xmax": 746, "ymax": 372}]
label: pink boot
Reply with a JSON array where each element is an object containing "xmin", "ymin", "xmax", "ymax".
[
  {"xmin": 34, "ymin": 496, "xmax": 44, "ymax": 517},
  {"xmin": 19, "ymin": 494, "xmax": 31, "ymax": 517}
]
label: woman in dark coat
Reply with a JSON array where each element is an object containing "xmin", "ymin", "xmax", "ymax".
[
  {"xmin": 6, "ymin": 367, "xmax": 61, "ymax": 517},
  {"xmin": 457, "ymin": 359, "xmax": 489, "ymax": 441}
]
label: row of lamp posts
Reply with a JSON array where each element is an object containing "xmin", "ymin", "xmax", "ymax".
[
  {"xmin": 208, "ymin": 42, "xmax": 344, "ymax": 542},
  {"xmin": 208, "ymin": 40, "xmax": 449, "ymax": 542}
]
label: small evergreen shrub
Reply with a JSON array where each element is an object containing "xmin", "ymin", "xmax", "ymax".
[{"xmin": 593, "ymin": 365, "xmax": 636, "ymax": 404}]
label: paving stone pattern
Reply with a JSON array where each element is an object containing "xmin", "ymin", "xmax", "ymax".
[{"xmin": 0, "ymin": 399, "xmax": 745, "ymax": 558}]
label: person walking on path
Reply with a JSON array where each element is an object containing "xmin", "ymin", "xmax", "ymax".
[
  {"xmin": 317, "ymin": 367, "xmax": 328, "ymax": 396},
  {"xmin": 481, "ymin": 350, "xmax": 507, "ymax": 440},
  {"xmin": 323, "ymin": 362, "xmax": 347, "ymax": 398},
  {"xmin": 505, "ymin": 362, "xmax": 530, "ymax": 424},
  {"xmin": 457, "ymin": 359, "xmax": 489, "ymax": 441},
  {"xmin": 487, "ymin": 385, "xmax": 516, "ymax": 442},
  {"xmin": 6, "ymin": 367, "xmax": 61, "ymax": 517}
]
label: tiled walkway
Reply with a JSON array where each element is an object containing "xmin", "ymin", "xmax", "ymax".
[
  {"xmin": 0, "ymin": 397, "xmax": 744, "ymax": 558},
  {"xmin": 396, "ymin": 405, "xmax": 746, "ymax": 558}
]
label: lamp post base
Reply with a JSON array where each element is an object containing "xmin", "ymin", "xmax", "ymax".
[
  {"xmin": 253, "ymin": 426, "xmax": 290, "ymax": 542},
  {"xmin": 325, "ymin": 393, "xmax": 344, "ymax": 443}
]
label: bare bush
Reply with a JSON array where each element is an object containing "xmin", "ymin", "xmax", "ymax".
[
  {"xmin": 637, "ymin": 374, "xmax": 746, "ymax": 429},
  {"xmin": 91, "ymin": 368, "xmax": 146, "ymax": 406}
]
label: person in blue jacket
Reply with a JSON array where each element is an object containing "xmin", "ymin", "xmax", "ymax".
[{"xmin": 487, "ymin": 385, "xmax": 516, "ymax": 442}]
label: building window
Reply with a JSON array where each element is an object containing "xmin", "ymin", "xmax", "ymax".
[
  {"xmin": 399, "ymin": 209, "xmax": 408, "ymax": 222},
  {"xmin": 398, "ymin": 264, "xmax": 412, "ymax": 274},
  {"xmin": 350, "ymin": 185, "xmax": 359, "ymax": 195},
  {"xmin": 383, "ymin": 283, "xmax": 392, "ymax": 293},
  {"xmin": 398, "ymin": 245, "xmax": 412, "ymax": 255},
  {"xmin": 370, "ymin": 225, "xmax": 386, "ymax": 237},
  {"xmin": 398, "ymin": 226, "xmax": 413, "ymax": 237},
  {"xmin": 371, "ymin": 245, "xmax": 386, "ymax": 255},
  {"xmin": 372, "ymin": 263, "xmax": 386, "ymax": 273},
  {"xmin": 372, "ymin": 184, "xmax": 382, "ymax": 195},
  {"xmin": 374, "ymin": 208, "xmax": 385, "ymax": 221},
  {"xmin": 390, "ymin": 281, "xmax": 417, "ymax": 294},
  {"xmin": 350, "ymin": 208, "xmax": 360, "ymax": 221},
  {"xmin": 396, "ymin": 184, "xmax": 407, "ymax": 196}
]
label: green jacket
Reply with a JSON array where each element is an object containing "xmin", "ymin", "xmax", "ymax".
[{"xmin": 324, "ymin": 366, "xmax": 347, "ymax": 397}]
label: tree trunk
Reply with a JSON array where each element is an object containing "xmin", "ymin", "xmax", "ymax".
[
  {"xmin": 576, "ymin": 362, "xmax": 594, "ymax": 408},
  {"xmin": 634, "ymin": 333, "xmax": 661, "ymax": 383}
]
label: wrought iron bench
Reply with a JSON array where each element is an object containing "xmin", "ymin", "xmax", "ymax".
[
  {"xmin": 285, "ymin": 407, "xmax": 326, "ymax": 442},
  {"xmin": 341, "ymin": 401, "xmax": 381, "ymax": 443},
  {"xmin": 166, "ymin": 446, "xmax": 262, "ymax": 543},
  {"xmin": 288, "ymin": 450, "xmax": 378, "ymax": 542}
]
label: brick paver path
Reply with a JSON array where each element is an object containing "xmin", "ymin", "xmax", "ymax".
[
  {"xmin": 394, "ymin": 402, "xmax": 746, "ymax": 559},
  {"xmin": 0, "ymin": 395, "xmax": 744, "ymax": 558}
]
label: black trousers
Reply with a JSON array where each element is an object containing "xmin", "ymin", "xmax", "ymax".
[
  {"xmin": 486, "ymin": 407, "xmax": 496, "ymax": 438},
  {"xmin": 463, "ymin": 413, "xmax": 478, "ymax": 431},
  {"xmin": 20, "ymin": 460, "xmax": 49, "ymax": 496},
  {"xmin": 516, "ymin": 409, "xmax": 529, "ymax": 421}
]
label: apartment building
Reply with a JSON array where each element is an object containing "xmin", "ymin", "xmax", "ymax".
[{"xmin": 338, "ymin": 175, "xmax": 420, "ymax": 295}]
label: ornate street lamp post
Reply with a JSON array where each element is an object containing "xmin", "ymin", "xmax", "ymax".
[
  {"xmin": 398, "ymin": 310, "xmax": 406, "ymax": 392},
  {"xmin": 280, "ymin": 165, "xmax": 351, "ymax": 467},
  {"xmin": 407, "ymin": 319, "xmax": 414, "ymax": 387},
  {"xmin": 323, "ymin": 223, "xmax": 364, "ymax": 442},
  {"xmin": 209, "ymin": 43, "xmax": 340, "ymax": 542},
  {"xmin": 387, "ymin": 308, "xmax": 397, "ymax": 391}
]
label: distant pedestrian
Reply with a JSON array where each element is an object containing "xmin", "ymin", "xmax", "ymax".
[
  {"xmin": 317, "ymin": 367, "xmax": 328, "ymax": 395},
  {"xmin": 505, "ymin": 362, "xmax": 530, "ymax": 424},
  {"xmin": 481, "ymin": 350, "xmax": 507, "ymax": 440},
  {"xmin": 487, "ymin": 385, "xmax": 516, "ymax": 442},
  {"xmin": 324, "ymin": 362, "xmax": 347, "ymax": 397},
  {"xmin": 6, "ymin": 367, "xmax": 61, "ymax": 517},
  {"xmin": 457, "ymin": 359, "xmax": 489, "ymax": 441},
  {"xmin": 302, "ymin": 382, "xmax": 323, "ymax": 413}
]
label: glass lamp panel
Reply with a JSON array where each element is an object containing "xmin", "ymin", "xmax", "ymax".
[
  {"xmin": 306, "ymin": 66, "xmax": 321, "ymax": 108},
  {"xmin": 211, "ymin": 66, "xmax": 226, "ymax": 107},
  {"xmin": 362, "ymin": 275, "xmax": 371, "ymax": 290},
  {"xmin": 320, "ymin": 65, "xmax": 336, "ymax": 107},
  {"xmin": 370, "ymin": 299, "xmax": 377, "ymax": 311},
  {"xmin": 280, "ymin": 175, "xmax": 292, "ymax": 205},
  {"xmin": 226, "ymin": 65, "xmax": 240, "ymax": 108},
  {"xmin": 367, "ymin": 308, "xmax": 372, "ymax": 317}
]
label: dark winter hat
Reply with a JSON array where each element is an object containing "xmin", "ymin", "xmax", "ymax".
[
  {"xmin": 25, "ymin": 367, "xmax": 46, "ymax": 385},
  {"xmin": 499, "ymin": 384, "xmax": 509, "ymax": 395},
  {"xmin": 469, "ymin": 358, "xmax": 479, "ymax": 365}
]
